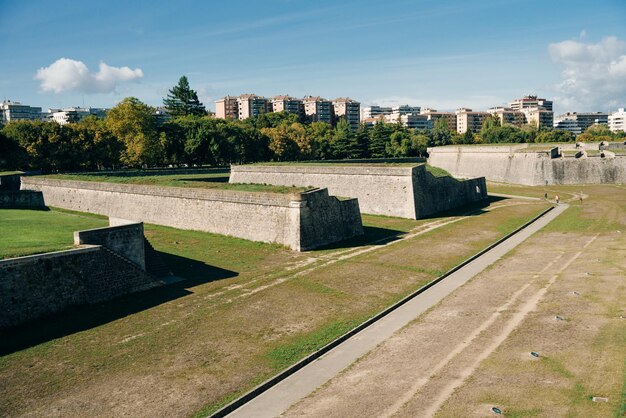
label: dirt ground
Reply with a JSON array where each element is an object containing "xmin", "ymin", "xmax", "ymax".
[
  {"xmin": 283, "ymin": 186, "xmax": 625, "ymax": 418},
  {"xmin": 0, "ymin": 197, "xmax": 548, "ymax": 417}
]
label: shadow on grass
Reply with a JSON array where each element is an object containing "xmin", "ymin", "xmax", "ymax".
[
  {"xmin": 0, "ymin": 253, "xmax": 237, "ymax": 356},
  {"xmin": 314, "ymin": 225, "xmax": 405, "ymax": 251},
  {"xmin": 180, "ymin": 175, "xmax": 230, "ymax": 183},
  {"xmin": 419, "ymin": 195, "xmax": 507, "ymax": 220}
]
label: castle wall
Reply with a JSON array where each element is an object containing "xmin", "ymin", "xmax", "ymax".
[
  {"xmin": 428, "ymin": 145, "xmax": 626, "ymax": 185},
  {"xmin": 0, "ymin": 246, "xmax": 159, "ymax": 328},
  {"xmin": 74, "ymin": 222, "xmax": 146, "ymax": 270},
  {"xmin": 20, "ymin": 178, "xmax": 362, "ymax": 251},
  {"xmin": 0, "ymin": 190, "xmax": 45, "ymax": 208},
  {"xmin": 230, "ymin": 164, "xmax": 487, "ymax": 219}
]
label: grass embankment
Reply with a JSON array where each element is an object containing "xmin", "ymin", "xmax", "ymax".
[
  {"xmin": 0, "ymin": 208, "xmax": 107, "ymax": 259},
  {"xmin": 250, "ymin": 161, "xmax": 423, "ymax": 167},
  {"xmin": 42, "ymin": 172, "xmax": 311, "ymax": 194},
  {"xmin": 437, "ymin": 183, "xmax": 626, "ymax": 418},
  {"xmin": 0, "ymin": 197, "xmax": 550, "ymax": 417},
  {"xmin": 0, "ymin": 171, "xmax": 24, "ymax": 176}
]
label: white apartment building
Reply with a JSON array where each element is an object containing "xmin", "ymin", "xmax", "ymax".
[
  {"xmin": 455, "ymin": 108, "xmax": 489, "ymax": 134},
  {"xmin": 361, "ymin": 105, "xmax": 392, "ymax": 120},
  {"xmin": 383, "ymin": 113, "xmax": 430, "ymax": 129},
  {"xmin": 553, "ymin": 112, "xmax": 608, "ymax": 134},
  {"xmin": 608, "ymin": 108, "xmax": 626, "ymax": 133},
  {"xmin": 509, "ymin": 95, "xmax": 553, "ymax": 112},
  {"xmin": 0, "ymin": 100, "xmax": 42, "ymax": 123}
]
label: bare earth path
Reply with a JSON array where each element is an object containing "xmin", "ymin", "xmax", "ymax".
[
  {"xmin": 281, "ymin": 188, "xmax": 625, "ymax": 418},
  {"xmin": 225, "ymin": 204, "xmax": 567, "ymax": 418}
]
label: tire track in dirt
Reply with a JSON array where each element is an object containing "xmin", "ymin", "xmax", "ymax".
[
  {"xmin": 379, "ymin": 252, "xmax": 566, "ymax": 418},
  {"xmin": 413, "ymin": 234, "xmax": 599, "ymax": 418}
]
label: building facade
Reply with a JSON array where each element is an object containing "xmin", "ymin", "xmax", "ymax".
[
  {"xmin": 608, "ymin": 108, "xmax": 626, "ymax": 133},
  {"xmin": 332, "ymin": 97, "xmax": 360, "ymax": 130},
  {"xmin": 455, "ymin": 108, "xmax": 489, "ymax": 133},
  {"xmin": 0, "ymin": 100, "xmax": 42, "ymax": 123},
  {"xmin": 303, "ymin": 96, "xmax": 333, "ymax": 124},
  {"xmin": 420, "ymin": 109, "xmax": 457, "ymax": 132},
  {"xmin": 237, "ymin": 94, "xmax": 269, "ymax": 120},
  {"xmin": 509, "ymin": 95, "xmax": 553, "ymax": 112},
  {"xmin": 271, "ymin": 95, "xmax": 303, "ymax": 116},
  {"xmin": 488, "ymin": 107, "xmax": 525, "ymax": 127},
  {"xmin": 553, "ymin": 112, "xmax": 609, "ymax": 134},
  {"xmin": 215, "ymin": 96, "xmax": 238, "ymax": 119}
]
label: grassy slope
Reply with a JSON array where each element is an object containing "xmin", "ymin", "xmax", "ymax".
[
  {"xmin": 0, "ymin": 198, "xmax": 550, "ymax": 417},
  {"xmin": 42, "ymin": 173, "xmax": 311, "ymax": 194},
  {"xmin": 0, "ymin": 208, "xmax": 108, "ymax": 259}
]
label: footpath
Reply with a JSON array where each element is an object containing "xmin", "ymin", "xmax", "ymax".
[{"xmin": 219, "ymin": 203, "xmax": 568, "ymax": 418}]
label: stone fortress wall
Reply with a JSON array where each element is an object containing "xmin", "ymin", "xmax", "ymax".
[
  {"xmin": 229, "ymin": 164, "xmax": 488, "ymax": 219},
  {"xmin": 0, "ymin": 221, "xmax": 160, "ymax": 328},
  {"xmin": 427, "ymin": 143, "xmax": 626, "ymax": 185},
  {"xmin": 21, "ymin": 177, "xmax": 363, "ymax": 251}
]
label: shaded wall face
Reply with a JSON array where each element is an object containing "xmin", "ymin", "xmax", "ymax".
[
  {"xmin": 0, "ymin": 247, "xmax": 158, "ymax": 329},
  {"xmin": 74, "ymin": 223, "xmax": 146, "ymax": 269}
]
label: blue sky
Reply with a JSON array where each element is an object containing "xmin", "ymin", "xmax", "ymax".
[{"xmin": 1, "ymin": 0, "xmax": 626, "ymax": 114}]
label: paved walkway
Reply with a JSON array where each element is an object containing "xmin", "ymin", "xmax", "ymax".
[{"xmin": 226, "ymin": 204, "xmax": 568, "ymax": 418}]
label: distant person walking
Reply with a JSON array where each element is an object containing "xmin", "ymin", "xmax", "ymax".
[{"xmin": 555, "ymin": 195, "xmax": 560, "ymax": 204}]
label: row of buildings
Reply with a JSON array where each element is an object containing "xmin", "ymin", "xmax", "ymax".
[
  {"xmin": 215, "ymin": 95, "xmax": 361, "ymax": 129},
  {"xmin": 0, "ymin": 101, "xmax": 107, "ymax": 125},
  {"xmin": 4, "ymin": 97, "xmax": 626, "ymax": 134}
]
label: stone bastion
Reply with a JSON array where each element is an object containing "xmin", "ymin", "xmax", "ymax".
[
  {"xmin": 20, "ymin": 177, "xmax": 363, "ymax": 251},
  {"xmin": 229, "ymin": 164, "xmax": 488, "ymax": 219},
  {"xmin": 427, "ymin": 144, "xmax": 626, "ymax": 185}
]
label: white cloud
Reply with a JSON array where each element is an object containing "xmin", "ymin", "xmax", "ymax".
[
  {"xmin": 35, "ymin": 58, "xmax": 143, "ymax": 94},
  {"xmin": 548, "ymin": 36, "xmax": 626, "ymax": 110}
]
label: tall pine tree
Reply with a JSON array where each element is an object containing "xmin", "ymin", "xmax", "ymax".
[{"xmin": 163, "ymin": 76, "xmax": 206, "ymax": 117}]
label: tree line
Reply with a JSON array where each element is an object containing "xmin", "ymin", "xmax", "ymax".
[{"xmin": 1, "ymin": 76, "xmax": 624, "ymax": 172}]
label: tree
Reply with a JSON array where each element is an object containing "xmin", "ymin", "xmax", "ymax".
[
  {"xmin": 106, "ymin": 97, "xmax": 163, "ymax": 167},
  {"xmin": 0, "ymin": 129, "xmax": 27, "ymax": 170},
  {"xmin": 535, "ymin": 129, "xmax": 575, "ymax": 143},
  {"xmin": 431, "ymin": 118, "xmax": 452, "ymax": 147},
  {"xmin": 163, "ymin": 76, "xmax": 206, "ymax": 117},
  {"xmin": 369, "ymin": 122, "xmax": 392, "ymax": 158},
  {"xmin": 331, "ymin": 119, "xmax": 359, "ymax": 159}
]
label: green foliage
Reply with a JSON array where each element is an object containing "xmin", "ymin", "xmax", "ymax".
[
  {"xmin": 163, "ymin": 75, "xmax": 206, "ymax": 117},
  {"xmin": 431, "ymin": 118, "xmax": 452, "ymax": 146},
  {"xmin": 481, "ymin": 124, "xmax": 532, "ymax": 144},
  {"xmin": 106, "ymin": 97, "xmax": 162, "ymax": 167},
  {"xmin": 535, "ymin": 129, "xmax": 575, "ymax": 143},
  {"xmin": 0, "ymin": 129, "xmax": 28, "ymax": 170}
]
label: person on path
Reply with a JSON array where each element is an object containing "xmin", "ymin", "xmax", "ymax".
[{"xmin": 555, "ymin": 195, "xmax": 560, "ymax": 204}]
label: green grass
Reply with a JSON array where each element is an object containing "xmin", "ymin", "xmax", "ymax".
[
  {"xmin": 250, "ymin": 161, "xmax": 423, "ymax": 167},
  {"xmin": 0, "ymin": 199, "xmax": 554, "ymax": 418},
  {"xmin": 0, "ymin": 171, "xmax": 23, "ymax": 176},
  {"xmin": 0, "ymin": 208, "xmax": 108, "ymax": 259},
  {"xmin": 425, "ymin": 164, "xmax": 452, "ymax": 177},
  {"xmin": 541, "ymin": 205, "xmax": 622, "ymax": 233},
  {"xmin": 42, "ymin": 173, "xmax": 311, "ymax": 194},
  {"xmin": 265, "ymin": 318, "xmax": 365, "ymax": 370}
]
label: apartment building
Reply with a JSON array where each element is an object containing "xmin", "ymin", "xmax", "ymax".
[
  {"xmin": 488, "ymin": 107, "xmax": 525, "ymax": 127},
  {"xmin": 608, "ymin": 108, "xmax": 626, "ymax": 133},
  {"xmin": 383, "ymin": 113, "xmax": 430, "ymax": 129},
  {"xmin": 361, "ymin": 105, "xmax": 392, "ymax": 120},
  {"xmin": 0, "ymin": 100, "xmax": 42, "ymax": 123},
  {"xmin": 455, "ymin": 108, "xmax": 489, "ymax": 134},
  {"xmin": 509, "ymin": 95, "xmax": 553, "ymax": 112},
  {"xmin": 303, "ymin": 96, "xmax": 333, "ymax": 124},
  {"xmin": 392, "ymin": 105, "xmax": 421, "ymax": 116},
  {"xmin": 553, "ymin": 118, "xmax": 582, "ymax": 135},
  {"xmin": 521, "ymin": 107, "xmax": 554, "ymax": 129},
  {"xmin": 332, "ymin": 97, "xmax": 360, "ymax": 130},
  {"xmin": 237, "ymin": 94, "xmax": 269, "ymax": 120},
  {"xmin": 420, "ymin": 109, "xmax": 457, "ymax": 132},
  {"xmin": 271, "ymin": 95, "xmax": 303, "ymax": 116},
  {"xmin": 215, "ymin": 96, "xmax": 238, "ymax": 119},
  {"xmin": 553, "ymin": 112, "xmax": 609, "ymax": 134}
]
